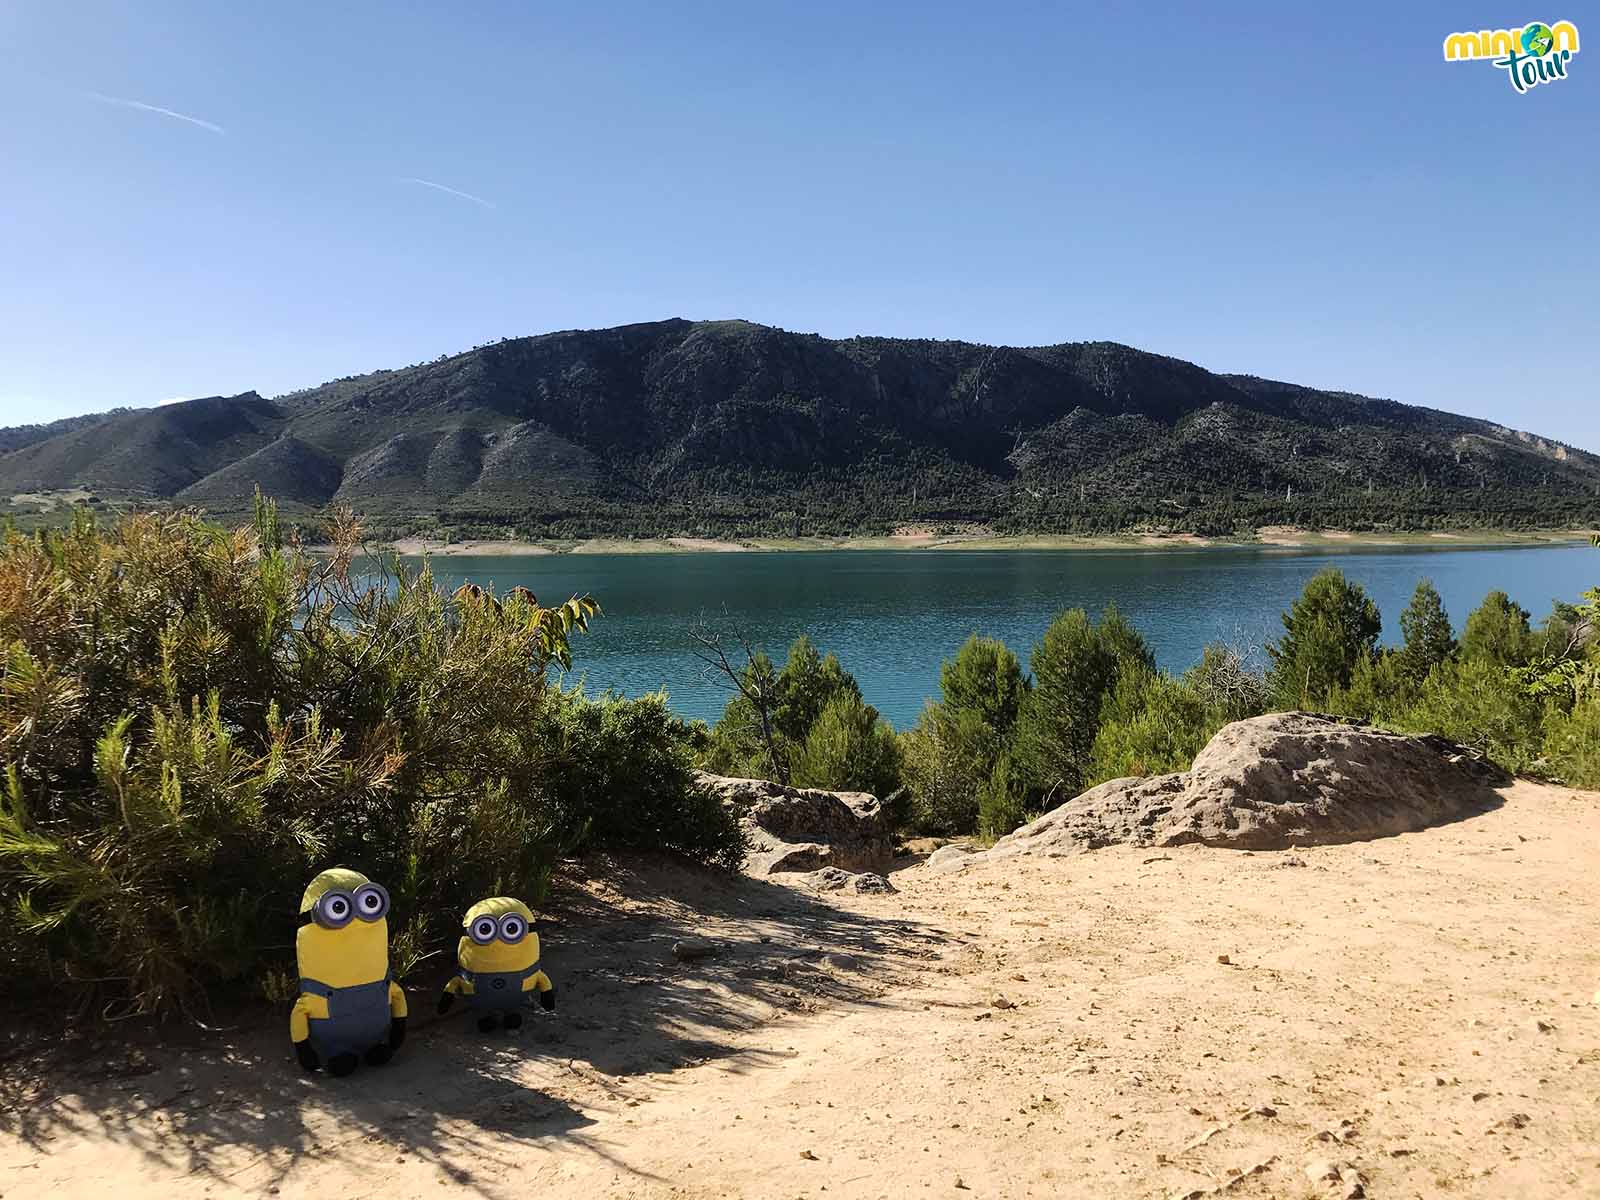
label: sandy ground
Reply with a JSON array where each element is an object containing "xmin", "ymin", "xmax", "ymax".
[{"xmin": 4, "ymin": 781, "xmax": 1599, "ymax": 1199}]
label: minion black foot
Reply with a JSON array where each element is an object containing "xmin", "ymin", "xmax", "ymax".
[
  {"xmin": 327, "ymin": 1052, "xmax": 361, "ymax": 1077},
  {"xmin": 477, "ymin": 1014, "xmax": 500, "ymax": 1033},
  {"xmin": 365, "ymin": 1043, "xmax": 394, "ymax": 1066},
  {"xmin": 502, "ymin": 1011, "xmax": 523, "ymax": 1031}
]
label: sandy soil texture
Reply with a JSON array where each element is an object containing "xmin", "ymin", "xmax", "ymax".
[{"xmin": 3, "ymin": 781, "xmax": 1598, "ymax": 1199}]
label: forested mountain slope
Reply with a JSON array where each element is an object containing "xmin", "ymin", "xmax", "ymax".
[{"xmin": 4, "ymin": 319, "xmax": 1596, "ymax": 537}]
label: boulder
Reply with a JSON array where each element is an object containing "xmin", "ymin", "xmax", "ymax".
[
  {"xmin": 788, "ymin": 867, "xmax": 897, "ymax": 894},
  {"xmin": 972, "ymin": 713, "xmax": 1507, "ymax": 861},
  {"xmin": 697, "ymin": 772, "xmax": 895, "ymax": 875},
  {"xmin": 925, "ymin": 843, "xmax": 977, "ymax": 872}
]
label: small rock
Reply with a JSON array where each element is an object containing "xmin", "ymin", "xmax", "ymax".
[
  {"xmin": 672, "ymin": 938, "xmax": 720, "ymax": 962},
  {"xmin": 1304, "ymin": 1159, "xmax": 1340, "ymax": 1183},
  {"xmin": 1216, "ymin": 954, "xmax": 1231, "ymax": 965},
  {"xmin": 799, "ymin": 1149, "xmax": 818, "ymax": 1161},
  {"xmin": 1492, "ymin": 1112, "xmax": 1531, "ymax": 1132},
  {"xmin": 1532, "ymin": 1019, "xmax": 1555, "ymax": 1034},
  {"xmin": 1471, "ymin": 1092, "xmax": 1489, "ymax": 1102},
  {"xmin": 992, "ymin": 995, "xmax": 1016, "ymax": 1010},
  {"xmin": 822, "ymin": 953, "xmax": 858, "ymax": 971}
]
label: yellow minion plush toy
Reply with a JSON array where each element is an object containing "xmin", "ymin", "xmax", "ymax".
[
  {"xmin": 436, "ymin": 897, "xmax": 555, "ymax": 1032},
  {"xmin": 290, "ymin": 868, "xmax": 408, "ymax": 1075}
]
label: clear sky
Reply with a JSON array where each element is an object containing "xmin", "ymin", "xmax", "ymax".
[{"xmin": 2, "ymin": 3, "xmax": 1595, "ymax": 448}]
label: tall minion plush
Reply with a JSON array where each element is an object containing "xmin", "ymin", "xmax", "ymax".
[
  {"xmin": 290, "ymin": 868, "xmax": 408, "ymax": 1075},
  {"xmin": 436, "ymin": 897, "xmax": 555, "ymax": 1032}
]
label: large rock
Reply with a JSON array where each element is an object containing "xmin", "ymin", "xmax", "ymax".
[
  {"xmin": 696, "ymin": 772, "xmax": 895, "ymax": 875},
  {"xmin": 969, "ymin": 713, "xmax": 1508, "ymax": 863}
]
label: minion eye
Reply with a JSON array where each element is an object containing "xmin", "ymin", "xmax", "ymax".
[
  {"xmin": 470, "ymin": 916, "xmax": 498, "ymax": 944},
  {"xmin": 315, "ymin": 891, "xmax": 354, "ymax": 929},
  {"xmin": 353, "ymin": 883, "xmax": 390, "ymax": 921},
  {"xmin": 498, "ymin": 914, "xmax": 526, "ymax": 943}
]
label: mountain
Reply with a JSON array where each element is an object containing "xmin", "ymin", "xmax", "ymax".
[{"xmin": 3, "ymin": 319, "xmax": 1597, "ymax": 538}]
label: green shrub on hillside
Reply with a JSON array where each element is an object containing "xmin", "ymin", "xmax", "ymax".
[
  {"xmin": 1396, "ymin": 580, "xmax": 1457, "ymax": 685},
  {"xmin": 1388, "ymin": 657, "xmax": 1548, "ymax": 775},
  {"xmin": 1541, "ymin": 699, "xmax": 1600, "ymax": 788},
  {"xmin": 975, "ymin": 752, "xmax": 1028, "ymax": 841},
  {"xmin": 899, "ymin": 706, "xmax": 993, "ymax": 835}
]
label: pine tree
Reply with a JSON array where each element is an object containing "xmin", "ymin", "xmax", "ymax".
[
  {"xmin": 1397, "ymin": 579, "xmax": 1457, "ymax": 684},
  {"xmin": 1266, "ymin": 569, "xmax": 1382, "ymax": 709}
]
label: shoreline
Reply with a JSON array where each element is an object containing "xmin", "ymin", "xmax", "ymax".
[{"xmin": 357, "ymin": 528, "xmax": 1599, "ymax": 557}]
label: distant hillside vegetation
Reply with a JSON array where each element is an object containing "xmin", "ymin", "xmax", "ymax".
[{"xmin": 4, "ymin": 319, "xmax": 1598, "ymax": 538}]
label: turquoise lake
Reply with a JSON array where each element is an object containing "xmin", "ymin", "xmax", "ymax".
[{"xmin": 414, "ymin": 544, "xmax": 1599, "ymax": 729}]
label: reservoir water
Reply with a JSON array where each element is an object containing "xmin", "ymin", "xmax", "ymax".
[{"xmin": 412, "ymin": 544, "xmax": 1598, "ymax": 728}]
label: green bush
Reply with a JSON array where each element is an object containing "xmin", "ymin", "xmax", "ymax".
[
  {"xmin": 1086, "ymin": 669, "xmax": 1215, "ymax": 786},
  {"xmin": 1266, "ymin": 569, "xmax": 1382, "ymax": 709},
  {"xmin": 1389, "ymin": 657, "xmax": 1547, "ymax": 775},
  {"xmin": 1325, "ymin": 650, "xmax": 1412, "ymax": 722},
  {"xmin": 899, "ymin": 706, "xmax": 992, "ymax": 835},
  {"xmin": 541, "ymin": 686, "xmax": 746, "ymax": 870},
  {"xmin": 0, "ymin": 502, "xmax": 737, "ymax": 1018},
  {"xmin": 1541, "ymin": 699, "xmax": 1600, "ymax": 789},
  {"xmin": 939, "ymin": 634, "xmax": 1029, "ymax": 738},
  {"xmin": 788, "ymin": 691, "xmax": 902, "ymax": 798},
  {"xmin": 1396, "ymin": 580, "xmax": 1457, "ymax": 685},
  {"xmin": 975, "ymin": 753, "xmax": 1028, "ymax": 842},
  {"xmin": 1461, "ymin": 590, "xmax": 1534, "ymax": 667},
  {"xmin": 898, "ymin": 634, "xmax": 1032, "ymax": 836},
  {"xmin": 1012, "ymin": 605, "xmax": 1152, "ymax": 801},
  {"xmin": 702, "ymin": 635, "xmax": 891, "ymax": 792}
]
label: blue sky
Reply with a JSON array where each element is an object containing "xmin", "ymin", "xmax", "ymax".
[{"xmin": 2, "ymin": 3, "xmax": 1595, "ymax": 448}]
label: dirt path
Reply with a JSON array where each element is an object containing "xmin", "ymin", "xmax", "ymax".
[{"xmin": 4, "ymin": 782, "xmax": 1599, "ymax": 1199}]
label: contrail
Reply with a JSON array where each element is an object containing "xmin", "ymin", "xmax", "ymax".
[
  {"xmin": 84, "ymin": 91, "xmax": 225, "ymax": 134},
  {"xmin": 400, "ymin": 177, "xmax": 496, "ymax": 209}
]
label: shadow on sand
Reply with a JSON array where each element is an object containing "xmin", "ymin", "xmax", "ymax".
[{"xmin": 0, "ymin": 852, "xmax": 948, "ymax": 1195}]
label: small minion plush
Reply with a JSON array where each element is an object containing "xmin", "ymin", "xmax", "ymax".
[
  {"xmin": 436, "ymin": 897, "xmax": 555, "ymax": 1032},
  {"xmin": 290, "ymin": 868, "xmax": 408, "ymax": 1075}
]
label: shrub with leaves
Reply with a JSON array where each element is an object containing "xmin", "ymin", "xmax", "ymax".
[
  {"xmin": 0, "ymin": 499, "xmax": 730, "ymax": 1019},
  {"xmin": 1460, "ymin": 590, "xmax": 1535, "ymax": 668},
  {"xmin": 1085, "ymin": 669, "xmax": 1215, "ymax": 786},
  {"xmin": 788, "ymin": 691, "xmax": 902, "ymax": 799},
  {"xmin": 1396, "ymin": 580, "xmax": 1457, "ymax": 686},
  {"xmin": 1265, "ymin": 569, "xmax": 1382, "ymax": 710},
  {"xmin": 1012, "ymin": 605, "xmax": 1152, "ymax": 802},
  {"xmin": 899, "ymin": 635, "xmax": 1032, "ymax": 836},
  {"xmin": 701, "ymin": 635, "xmax": 899, "ymax": 796},
  {"xmin": 540, "ymin": 686, "xmax": 745, "ymax": 870}
]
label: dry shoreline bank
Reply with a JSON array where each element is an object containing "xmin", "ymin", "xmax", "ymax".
[{"xmin": 358, "ymin": 528, "xmax": 1597, "ymax": 558}]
